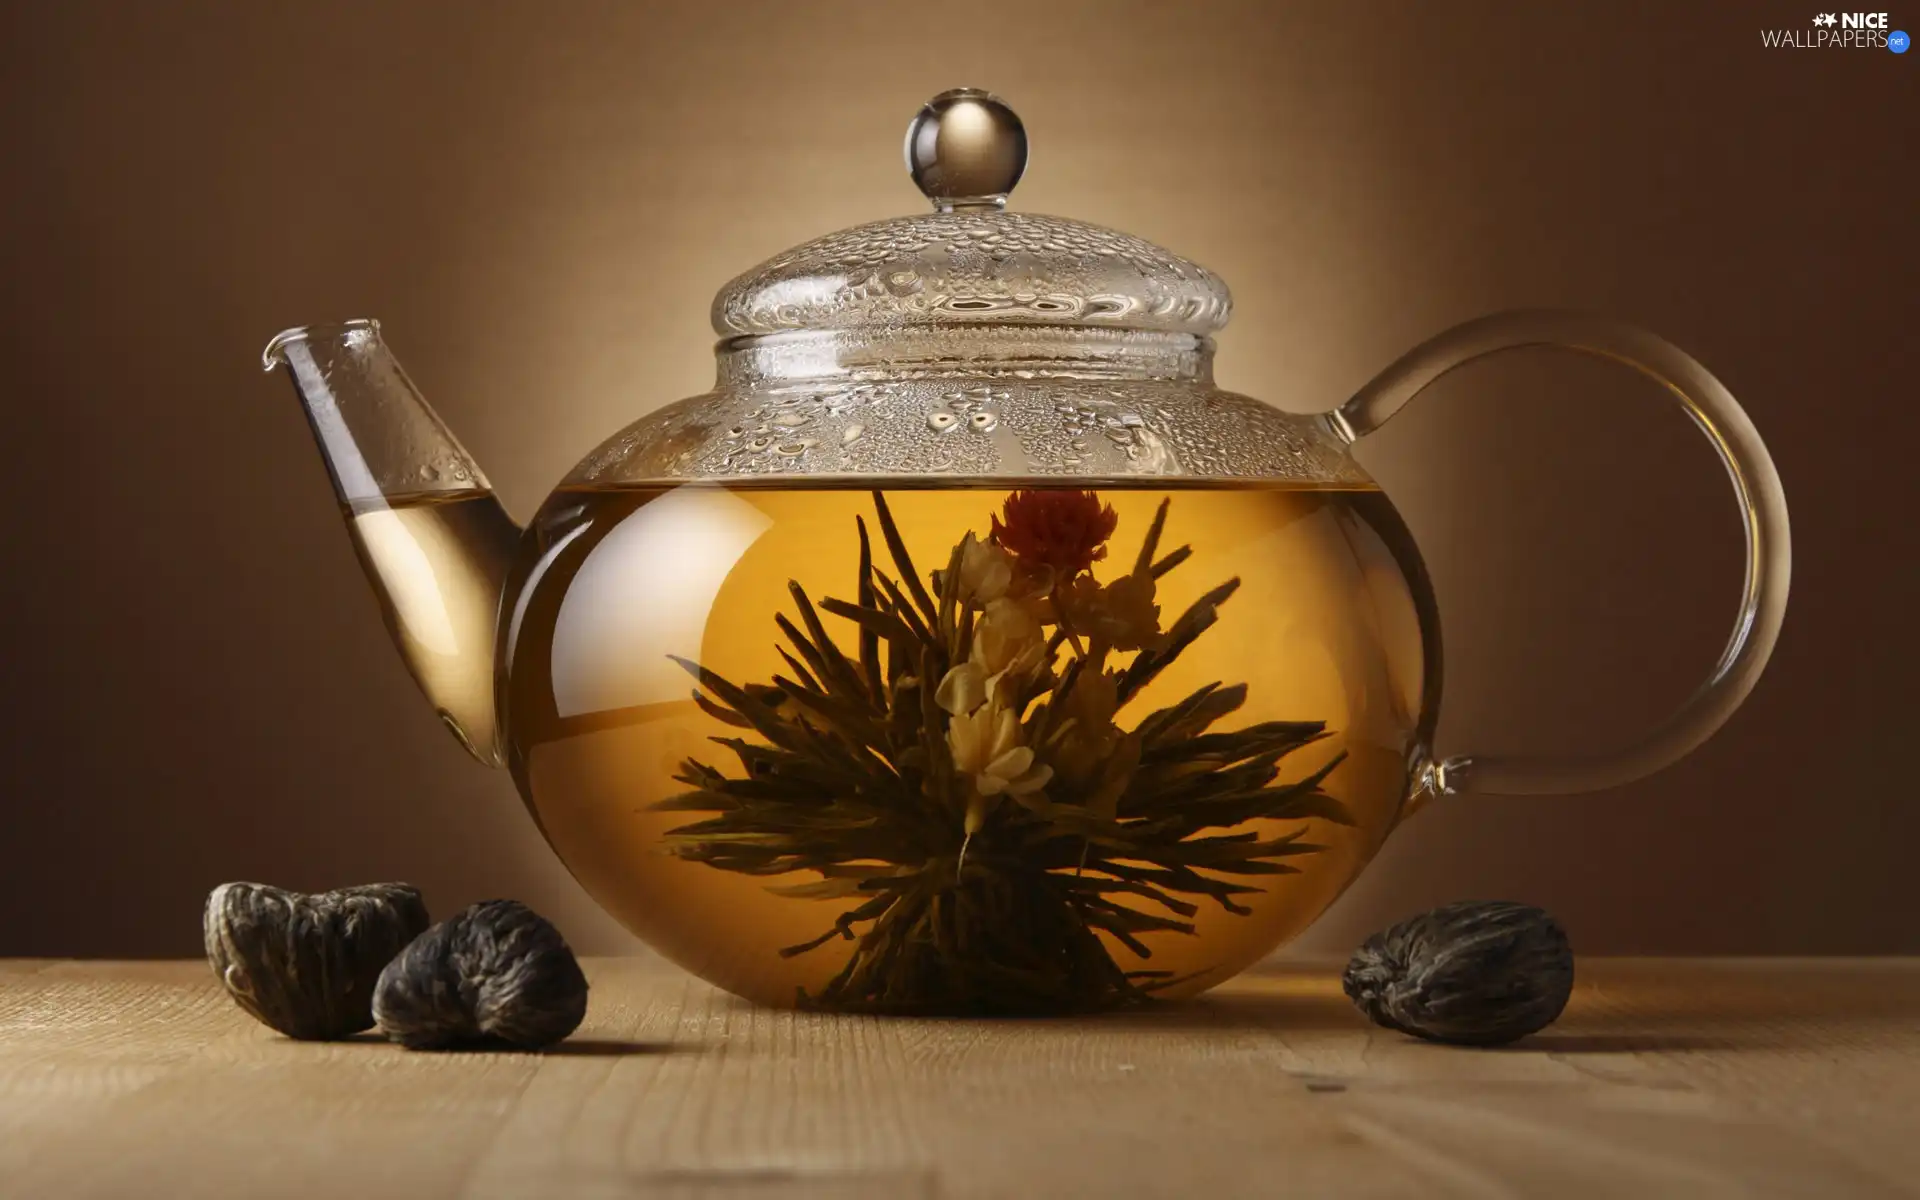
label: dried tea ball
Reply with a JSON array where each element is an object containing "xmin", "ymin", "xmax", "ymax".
[
  {"xmin": 204, "ymin": 881, "xmax": 430, "ymax": 1040},
  {"xmin": 1343, "ymin": 900, "xmax": 1574, "ymax": 1046},
  {"xmin": 372, "ymin": 900, "xmax": 587, "ymax": 1050}
]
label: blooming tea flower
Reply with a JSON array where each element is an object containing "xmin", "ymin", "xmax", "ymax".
[
  {"xmin": 991, "ymin": 490, "xmax": 1118, "ymax": 576},
  {"xmin": 659, "ymin": 488, "xmax": 1351, "ymax": 1017}
]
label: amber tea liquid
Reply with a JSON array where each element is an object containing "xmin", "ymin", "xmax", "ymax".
[
  {"xmin": 346, "ymin": 489, "xmax": 520, "ymax": 765},
  {"xmin": 485, "ymin": 482, "xmax": 1440, "ymax": 1007}
]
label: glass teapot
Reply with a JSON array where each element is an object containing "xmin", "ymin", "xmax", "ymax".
[{"xmin": 264, "ymin": 89, "xmax": 1788, "ymax": 1015}]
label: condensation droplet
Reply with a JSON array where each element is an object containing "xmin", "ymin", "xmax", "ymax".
[
  {"xmin": 770, "ymin": 412, "xmax": 810, "ymax": 428},
  {"xmin": 927, "ymin": 412, "xmax": 959, "ymax": 433},
  {"xmin": 970, "ymin": 411, "xmax": 999, "ymax": 432},
  {"xmin": 774, "ymin": 439, "xmax": 815, "ymax": 457},
  {"xmin": 843, "ymin": 423, "xmax": 865, "ymax": 444},
  {"xmin": 417, "ymin": 465, "xmax": 441, "ymax": 482}
]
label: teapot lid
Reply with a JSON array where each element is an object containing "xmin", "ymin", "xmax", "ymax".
[
  {"xmin": 711, "ymin": 89, "xmax": 1233, "ymax": 339},
  {"xmin": 562, "ymin": 89, "xmax": 1365, "ymax": 490}
]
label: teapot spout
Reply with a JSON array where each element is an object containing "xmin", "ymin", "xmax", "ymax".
[{"xmin": 263, "ymin": 320, "xmax": 519, "ymax": 767}]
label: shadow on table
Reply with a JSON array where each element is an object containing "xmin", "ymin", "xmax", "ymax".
[
  {"xmin": 542, "ymin": 1038, "xmax": 680, "ymax": 1057},
  {"xmin": 1089, "ymin": 1006, "xmax": 1744, "ymax": 1052},
  {"xmin": 1510, "ymin": 1033, "xmax": 1739, "ymax": 1054},
  {"xmin": 335, "ymin": 1032, "xmax": 677, "ymax": 1056}
]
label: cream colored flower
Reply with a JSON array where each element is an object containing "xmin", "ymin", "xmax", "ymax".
[
  {"xmin": 947, "ymin": 697, "xmax": 1053, "ymax": 833},
  {"xmin": 956, "ymin": 533, "xmax": 1015, "ymax": 605},
  {"xmin": 973, "ymin": 597, "xmax": 1047, "ymax": 677},
  {"xmin": 934, "ymin": 661, "xmax": 986, "ymax": 716},
  {"xmin": 1059, "ymin": 570, "xmax": 1162, "ymax": 651},
  {"xmin": 935, "ymin": 594, "xmax": 1049, "ymax": 718}
]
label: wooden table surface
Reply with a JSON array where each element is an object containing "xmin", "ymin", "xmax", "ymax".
[{"xmin": 1, "ymin": 956, "xmax": 1916, "ymax": 1198}]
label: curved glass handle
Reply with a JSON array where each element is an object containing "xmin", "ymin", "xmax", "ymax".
[{"xmin": 1329, "ymin": 310, "xmax": 1791, "ymax": 797}]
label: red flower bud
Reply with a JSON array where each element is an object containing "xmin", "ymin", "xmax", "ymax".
[{"xmin": 990, "ymin": 490, "xmax": 1119, "ymax": 576}]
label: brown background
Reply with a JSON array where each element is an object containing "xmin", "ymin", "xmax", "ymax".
[{"xmin": 2, "ymin": 1, "xmax": 1913, "ymax": 958}]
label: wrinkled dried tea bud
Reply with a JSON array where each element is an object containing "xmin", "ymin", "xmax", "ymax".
[
  {"xmin": 205, "ymin": 881, "xmax": 431, "ymax": 1040},
  {"xmin": 372, "ymin": 900, "xmax": 587, "ymax": 1050},
  {"xmin": 1343, "ymin": 900, "xmax": 1574, "ymax": 1046}
]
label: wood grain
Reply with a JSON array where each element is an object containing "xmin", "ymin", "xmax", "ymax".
[{"xmin": 1, "ymin": 957, "xmax": 1915, "ymax": 1198}]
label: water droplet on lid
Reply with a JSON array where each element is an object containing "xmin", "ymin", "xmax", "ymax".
[
  {"xmin": 771, "ymin": 412, "xmax": 810, "ymax": 428},
  {"xmin": 970, "ymin": 412, "xmax": 999, "ymax": 432},
  {"xmin": 844, "ymin": 423, "xmax": 865, "ymax": 444},
  {"xmin": 927, "ymin": 412, "xmax": 959, "ymax": 433},
  {"xmin": 418, "ymin": 465, "xmax": 440, "ymax": 482},
  {"xmin": 774, "ymin": 440, "xmax": 815, "ymax": 457}
]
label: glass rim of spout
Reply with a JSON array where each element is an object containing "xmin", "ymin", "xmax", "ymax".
[{"xmin": 262, "ymin": 318, "xmax": 381, "ymax": 371}]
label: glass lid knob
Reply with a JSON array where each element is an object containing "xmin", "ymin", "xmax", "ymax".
[{"xmin": 904, "ymin": 88, "xmax": 1028, "ymax": 212}]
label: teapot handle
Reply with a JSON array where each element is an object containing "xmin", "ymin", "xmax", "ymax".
[{"xmin": 1329, "ymin": 310, "xmax": 1790, "ymax": 797}]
